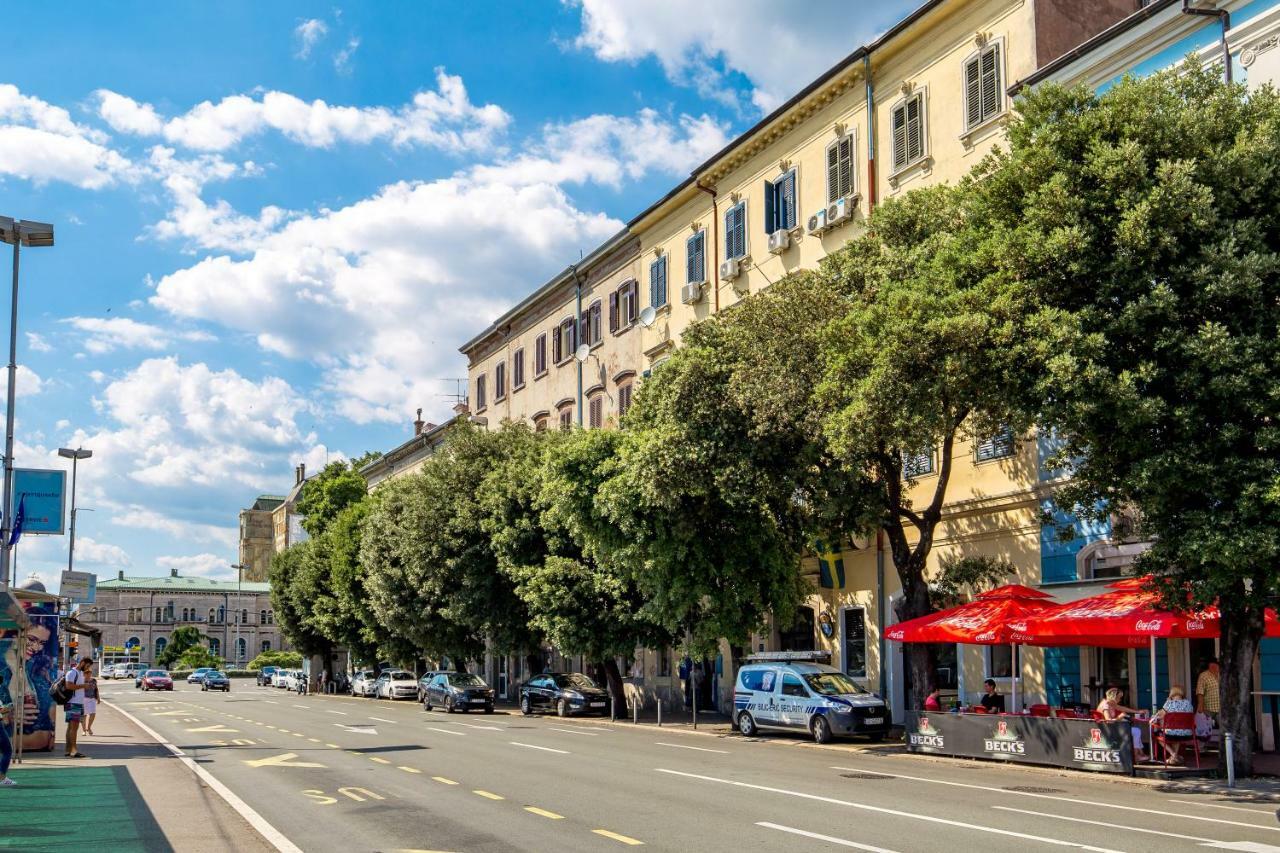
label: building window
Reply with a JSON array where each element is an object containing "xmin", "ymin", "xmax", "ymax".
[
  {"xmin": 208, "ymin": 608, "xmax": 216, "ymax": 624},
  {"xmin": 964, "ymin": 42, "xmax": 1002, "ymax": 130},
  {"xmin": 558, "ymin": 407, "xmax": 573, "ymax": 431},
  {"xmin": 261, "ymin": 640, "xmax": 271, "ymax": 653},
  {"xmin": 154, "ymin": 607, "xmax": 162, "ymax": 623},
  {"xmin": 611, "ymin": 279, "xmax": 639, "ymax": 332},
  {"xmin": 649, "ymin": 256, "xmax": 668, "ymax": 309},
  {"xmin": 891, "ymin": 92, "xmax": 926, "ymax": 172},
  {"xmin": 686, "ymin": 230, "xmax": 706, "ymax": 285},
  {"xmin": 475, "ymin": 375, "xmax": 487, "ymax": 410},
  {"xmin": 555, "ymin": 317, "xmax": 576, "ymax": 364},
  {"xmin": 725, "ymin": 201, "xmax": 747, "ymax": 260},
  {"xmin": 127, "ymin": 635, "xmax": 140, "ymax": 651},
  {"xmin": 494, "ymin": 362, "xmax": 506, "ymax": 401},
  {"xmin": 903, "ymin": 448, "xmax": 934, "ymax": 478},
  {"xmin": 986, "ymin": 644, "xmax": 1020, "ymax": 679},
  {"xmin": 588, "ymin": 395, "xmax": 603, "ymax": 429},
  {"xmin": 235, "ymin": 638, "xmax": 247, "ymax": 663},
  {"xmin": 659, "ymin": 647, "xmax": 671, "ymax": 678},
  {"xmin": 534, "ymin": 415, "xmax": 549, "ymax": 432},
  {"xmin": 764, "ymin": 168, "xmax": 797, "ymax": 233},
  {"xmin": 581, "ymin": 299, "xmax": 602, "ymax": 347},
  {"xmin": 534, "ymin": 333, "xmax": 548, "ymax": 377},
  {"xmin": 618, "ymin": 383, "xmax": 633, "ymax": 419},
  {"xmin": 975, "ymin": 426, "xmax": 1015, "ymax": 462},
  {"xmin": 209, "ymin": 637, "xmax": 221, "ymax": 657},
  {"xmin": 827, "ymin": 133, "xmax": 855, "ymax": 203},
  {"xmin": 513, "ymin": 348, "xmax": 525, "ymax": 389},
  {"xmin": 266, "ymin": 610, "xmax": 274, "ymax": 625},
  {"xmin": 260, "ymin": 609, "xmax": 267, "ymax": 625},
  {"xmin": 843, "ymin": 608, "xmax": 867, "ymax": 679},
  {"xmin": 241, "ymin": 608, "xmax": 248, "ymax": 624},
  {"xmin": 154, "ymin": 637, "xmax": 167, "ymax": 658}
]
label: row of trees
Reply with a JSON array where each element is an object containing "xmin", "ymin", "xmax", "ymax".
[{"xmin": 272, "ymin": 65, "xmax": 1280, "ymax": 772}]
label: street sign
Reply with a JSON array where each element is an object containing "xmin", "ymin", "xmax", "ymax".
[
  {"xmin": 60, "ymin": 570, "xmax": 97, "ymax": 603},
  {"xmin": 12, "ymin": 468, "xmax": 66, "ymax": 534}
]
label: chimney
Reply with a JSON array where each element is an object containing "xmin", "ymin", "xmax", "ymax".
[
  {"xmin": 453, "ymin": 401, "xmax": 470, "ymax": 417},
  {"xmin": 414, "ymin": 407, "xmax": 425, "ymax": 436},
  {"xmin": 170, "ymin": 567, "xmax": 178, "ymax": 578},
  {"xmin": 117, "ymin": 570, "xmax": 125, "ymax": 581}
]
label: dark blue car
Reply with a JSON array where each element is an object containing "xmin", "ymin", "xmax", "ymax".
[{"xmin": 201, "ymin": 670, "xmax": 231, "ymax": 692}]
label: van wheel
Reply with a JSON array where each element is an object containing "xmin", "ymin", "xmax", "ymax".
[
  {"xmin": 811, "ymin": 715, "xmax": 833, "ymax": 744},
  {"xmin": 737, "ymin": 712, "xmax": 758, "ymax": 737}
]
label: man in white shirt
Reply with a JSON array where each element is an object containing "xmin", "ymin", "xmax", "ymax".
[{"xmin": 62, "ymin": 657, "xmax": 92, "ymax": 758}]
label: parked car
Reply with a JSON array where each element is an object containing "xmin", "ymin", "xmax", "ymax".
[
  {"xmin": 349, "ymin": 670, "xmax": 376, "ymax": 697},
  {"xmin": 733, "ymin": 661, "xmax": 889, "ymax": 744},
  {"xmin": 123, "ymin": 662, "xmax": 144, "ymax": 680},
  {"xmin": 278, "ymin": 670, "xmax": 301, "ymax": 690},
  {"xmin": 375, "ymin": 670, "xmax": 417, "ymax": 700},
  {"xmin": 105, "ymin": 663, "xmax": 128, "ymax": 679},
  {"xmin": 519, "ymin": 672, "xmax": 609, "ymax": 717},
  {"xmin": 187, "ymin": 667, "xmax": 213, "ymax": 684},
  {"xmin": 201, "ymin": 670, "xmax": 231, "ymax": 692},
  {"xmin": 140, "ymin": 670, "xmax": 173, "ymax": 691},
  {"xmin": 417, "ymin": 670, "xmax": 447, "ymax": 703},
  {"xmin": 423, "ymin": 671, "xmax": 495, "ymax": 713},
  {"xmin": 271, "ymin": 669, "xmax": 289, "ymax": 688},
  {"xmin": 256, "ymin": 665, "xmax": 279, "ymax": 687}
]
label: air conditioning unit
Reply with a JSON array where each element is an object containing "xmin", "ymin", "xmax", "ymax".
[
  {"xmin": 720, "ymin": 258, "xmax": 741, "ymax": 281},
  {"xmin": 826, "ymin": 196, "xmax": 854, "ymax": 227},
  {"xmin": 806, "ymin": 209, "xmax": 829, "ymax": 236},
  {"xmin": 680, "ymin": 282, "xmax": 703, "ymax": 305},
  {"xmin": 767, "ymin": 229, "xmax": 791, "ymax": 254}
]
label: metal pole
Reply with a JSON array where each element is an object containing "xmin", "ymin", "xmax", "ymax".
[
  {"xmin": 66, "ymin": 455, "xmax": 78, "ymax": 572},
  {"xmin": 1225, "ymin": 731, "xmax": 1236, "ymax": 787},
  {"xmin": 0, "ymin": 240, "xmax": 19, "ymax": 588},
  {"xmin": 1149, "ymin": 637, "xmax": 1158, "ymax": 716}
]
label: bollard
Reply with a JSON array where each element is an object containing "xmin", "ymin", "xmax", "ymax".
[
  {"xmin": 633, "ymin": 700, "xmax": 638, "ymax": 725},
  {"xmin": 657, "ymin": 701, "xmax": 662, "ymax": 727},
  {"xmin": 1225, "ymin": 732, "xmax": 1236, "ymax": 788}
]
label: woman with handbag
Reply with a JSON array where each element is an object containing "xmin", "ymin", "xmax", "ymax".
[{"xmin": 82, "ymin": 670, "xmax": 98, "ymax": 736}]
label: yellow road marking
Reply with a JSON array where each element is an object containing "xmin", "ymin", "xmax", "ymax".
[
  {"xmin": 398, "ymin": 766, "xmax": 421, "ymax": 774},
  {"xmin": 370, "ymin": 757, "xmax": 391, "ymax": 764},
  {"xmin": 348, "ymin": 750, "xmax": 363, "ymax": 756},
  {"xmin": 473, "ymin": 790, "xmax": 504, "ymax": 800},
  {"xmin": 243, "ymin": 752, "xmax": 326, "ymax": 769},
  {"xmin": 524, "ymin": 807, "xmax": 564, "ymax": 820},
  {"xmin": 325, "ymin": 743, "xmax": 341, "ymax": 749},
  {"xmin": 432, "ymin": 776, "xmax": 458, "ymax": 785},
  {"xmin": 593, "ymin": 829, "xmax": 644, "ymax": 845},
  {"xmin": 308, "ymin": 738, "xmax": 321, "ymax": 743}
]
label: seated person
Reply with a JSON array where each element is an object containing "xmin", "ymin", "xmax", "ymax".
[
  {"xmin": 923, "ymin": 687, "xmax": 942, "ymax": 712},
  {"xmin": 979, "ymin": 679, "xmax": 1005, "ymax": 713},
  {"xmin": 1154, "ymin": 685, "xmax": 1195, "ymax": 765},
  {"xmin": 1098, "ymin": 687, "xmax": 1147, "ymax": 762}
]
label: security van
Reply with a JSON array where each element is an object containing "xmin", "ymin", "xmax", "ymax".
[{"xmin": 734, "ymin": 653, "xmax": 890, "ymax": 744}]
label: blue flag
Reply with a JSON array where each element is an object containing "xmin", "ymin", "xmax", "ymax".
[{"xmin": 8, "ymin": 496, "xmax": 25, "ymax": 546}]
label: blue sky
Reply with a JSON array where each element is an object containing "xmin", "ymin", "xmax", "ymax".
[{"xmin": 0, "ymin": 1, "xmax": 919, "ymax": 591}]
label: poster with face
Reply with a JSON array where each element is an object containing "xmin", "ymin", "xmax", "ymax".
[{"xmin": 0, "ymin": 601, "xmax": 60, "ymax": 751}]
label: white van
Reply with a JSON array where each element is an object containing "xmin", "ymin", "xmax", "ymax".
[{"xmin": 734, "ymin": 658, "xmax": 889, "ymax": 744}]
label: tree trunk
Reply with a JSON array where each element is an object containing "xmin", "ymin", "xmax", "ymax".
[
  {"xmin": 895, "ymin": 574, "xmax": 936, "ymax": 712},
  {"xmin": 601, "ymin": 658, "xmax": 627, "ymax": 717},
  {"xmin": 1219, "ymin": 598, "xmax": 1264, "ymax": 777}
]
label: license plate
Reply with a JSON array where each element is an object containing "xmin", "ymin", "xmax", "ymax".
[
  {"xmin": 863, "ymin": 717, "xmax": 883, "ymax": 725},
  {"xmin": 590, "ymin": 701, "xmax": 606, "ymax": 707},
  {"xmin": 469, "ymin": 698, "xmax": 486, "ymax": 704}
]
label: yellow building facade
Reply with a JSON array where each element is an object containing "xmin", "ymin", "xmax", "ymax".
[{"xmin": 461, "ymin": 0, "xmax": 1145, "ymax": 717}]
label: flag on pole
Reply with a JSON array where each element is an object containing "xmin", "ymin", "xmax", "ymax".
[{"xmin": 8, "ymin": 496, "xmax": 25, "ymax": 547}]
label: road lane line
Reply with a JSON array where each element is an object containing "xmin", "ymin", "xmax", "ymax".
[
  {"xmin": 370, "ymin": 757, "xmax": 391, "ymax": 764},
  {"xmin": 369, "ymin": 716, "xmax": 396, "ymax": 723},
  {"xmin": 524, "ymin": 807, "xmax": 564, "ymax": 820},
  {"xmin": 292, "ymin": 704, "xmax": 307, "ymax": 709},
  {"xmin": 548, "ymin": 727, "xmax": 598, "ymax": 736},
  {"xmin": 432, "ymin": 776, "xmax": 458, "ymax": 785},
  {"xmin": 325, "ymin": 710, "xmax": 347, "ymax": 715},
  {"xmin": 829, "ymin": 766, "xmax": 1280, "ymax": 833},
  {"xmin": 398, "ymin": 766, "xmax": 422, "ymax": 774},
  {"xmin": 426, "ymin": 727, "xmax": 466, "ymax": 736},
  {"xmin": 658, "ymin": 769, "xmax": 1120, "ymax": 853},
  {"xmin": 510, "ymin": 741, "xmax": 569, "ymax": 754},
  {"xmin": 593, "ymin": 829, "xmax": 645, "ymax": 846},
  {"xmin": 265, "ymin": 700, "xmax": 278, "ymax": 704},
  {"xmin": 473, "ymin": 790, "xmax": 504, "ymax": 800},
  {"xmin": 1168, "ymin": 799, "xmax": 1280, "ymax": 815},
  {"xmin": 325, "ymin": 743, "xmax": 341, "ymax": 749},
  {"xmin": 307, "ymin": 738, "xmax": 320, "ymax": 743},
  {"xmin": 454, "ymin": 722, "xmax": 505, "ymax": 730},
  {"xmin": 757, "ymin": 823, "xmax": 896, "ymax": 852},
  {"xmin": 992, "ymin": 806, "xmax": 1214, "ymax": 842},
  {"xmin": 655, "ymin": 742, "xmax": 728, "ymax": 754}
]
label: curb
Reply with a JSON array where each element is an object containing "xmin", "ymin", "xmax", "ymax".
[{"xmin": 106, "ymin": 698, "xmax": 303, "ymax": 853}]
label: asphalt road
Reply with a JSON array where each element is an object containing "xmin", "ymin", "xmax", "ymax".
[{"xmin": 100, "ymin": 679, "xmax": 1280, "ymax": 853}]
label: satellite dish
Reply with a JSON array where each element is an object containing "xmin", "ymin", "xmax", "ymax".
[
  {"xmin": 638, "ymin": 306, "xmax": 657, "ymax": 328},
  {"xmin": 574, "ymin": 343, "xmax": 591, "ymax": 363}
]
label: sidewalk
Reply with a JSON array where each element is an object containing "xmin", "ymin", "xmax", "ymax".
[{"xmin": 0, "ymin": 699, "xmax": 275, "ymax": 853}]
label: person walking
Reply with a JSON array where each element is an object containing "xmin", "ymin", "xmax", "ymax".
[
  {"xmin": 81, "ymin": 667, "xmax": 99, "ymax": 736},
  {"xmin": 1195, "ymin": 658, "xmax": 1220, "ymax": 727},
  {"xmin": 62, "ymin": 656, "xmax": 92, "ymax": 758}
]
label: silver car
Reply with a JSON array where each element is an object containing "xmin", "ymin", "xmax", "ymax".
[{"xmin": 351, "ymin": 670, "xmax": 377, "ymax": 697}]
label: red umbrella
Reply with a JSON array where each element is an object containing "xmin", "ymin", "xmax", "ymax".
[
  {"xmin": 1011, "ymin": 577, "xmax": 1218, "ymax": 645},
  {"xmin": 885, "ymin": 584, "xmax": 1056, "ymax": 645}
]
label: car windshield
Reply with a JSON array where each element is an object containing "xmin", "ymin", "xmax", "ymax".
[
  {"xmin": 389, "ymin": 671, "xmax": 412, "ymax": 680},
  {"xmin": 447, "ymin": 673, "xmax": 484, "ymax": 687},
  {"xmin": 208, "ymin": 671, "xmax": 225, "ymax": 678},
  {"xmin": 195, "ymin": 668, "xmax": 210, "ymax": 673},
  {"xmin": 553, "ymin": 674, "xmax": 597, "ymax": 689},
  {"xmin": 802, "ymin": 672, "xmax": 866, "ymax": 696},
  {"xmin": 146, "ymin": 670, "xmax": 166, "ymax": 677}
]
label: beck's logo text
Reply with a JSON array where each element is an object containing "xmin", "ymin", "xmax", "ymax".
[
  {"xmin": 1072, "ymin": 727, "xmax": 1122, "ymax": 764},
  {"xmin": 908, "ymin": 715, "xmax": 945, "ymax": 749},
  {"xmin": 984, "ymin": 719, "xmax": 1026, "ymax": 755}
]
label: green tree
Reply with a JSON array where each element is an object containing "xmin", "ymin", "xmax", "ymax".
[
  {"xmin": 313, "ymin": 500, "xmax": 381, "ymax": 667},
  {"xmin": 268, "ymin": 543, "xmax": 330, "ymax": 658},
  {"xmin": 177, "ymin": 645, "xmax": 223, "ymax": 671},
  {"xmin": 975, "ymin": 64, "xmax": 1280, "ymax": 773},
  {"xmin": 246, "ymin": 649, "xmax": 303, "ymax": 670},
  {"xmin": 157, "ymin": 625, "xmax": 204, "ymax": 668},
  {"xmin": 296, "ymin": 457, "xmax": 374, "ymax": 537}
]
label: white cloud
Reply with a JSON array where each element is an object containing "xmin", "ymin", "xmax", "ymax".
[
  {"xmin": 568, "ymin": 0, "xmax": 915, "ymax": 112},
  {"xmin": 294, "ymin": 18, "xmax": 328, "ymax": 59},
  {"xmin": 73, "ymin": 537, "xmax": 132, "ymax": 568},
  {"xmin": 26, "ymin": 332, "xmax": 51, "ymax": 353},
  {"xmin": 144, "ymin": 146, "xmax": 282, "ymax": 252},
  {"xmin": 96, "ymin": 89, "xmax": 163, "ymax": 135},
  {"xmin": 16, "ymin": 365, "xmax": 43, "ymax": 396},
  {"xmin": 95, "ymin": 69, "xmax": 510, "ymax": 153},
  {"xmin": 0, "ymin": 84, "xmax": 134, "ymax": 189},
  {"xmin": 62, "ymin": 316, "xmax": 215, "ymax": 354},
  {"xmin": 333, "ymin": 37, "xmax": 360, "ymax": 75},
  {"xmin": 157, "ymin": 552, "xmax": 231, "ymax": 579},
  {"xmin": 112, "ymin": 506, "xmax": 236, "ymax": 548}
]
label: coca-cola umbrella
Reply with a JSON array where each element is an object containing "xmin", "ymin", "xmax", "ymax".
[{"xmin": 885, "ymin": 584, "xmax": 1057, "ymax": 712}]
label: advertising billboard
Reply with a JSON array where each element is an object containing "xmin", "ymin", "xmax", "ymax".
[
  {"xmin": 59, "ymin": 570, "xmax": 97, "ymax": 603},
  {"xmin": 13, "ymin": 468, "xmax": 66, "ymax": 535}
]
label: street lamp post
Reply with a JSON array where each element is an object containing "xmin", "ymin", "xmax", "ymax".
[
  {"xmin": 231, "ymin": 563, "xmax": 247, "ymax": 668},
  {"xmin": 58, "ymin": 447, "xmax": 92, "ymax": 573},
  {"xmin": 0, "ymin": 217, "xmax": 53, "ymax": 589}
]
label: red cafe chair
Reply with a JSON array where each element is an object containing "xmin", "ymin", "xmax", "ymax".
[
  {"xmin": 1029, "ymin": 704, "xmax": 1051, "ymax": 718},
  {"xmin": 1154, "ymin": 712, "xmax": 1201, "ymax": 768},
  {"xmin": 971, "ymin": 705, "xmax": 989, "ymax": 714}
]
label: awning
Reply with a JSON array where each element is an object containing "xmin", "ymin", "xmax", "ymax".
[
  {"xmin": 885, "ymin": 584, "xmax": 1056, "ymax": 645},
  {"xmin": 1011, "ymin": 577, "xmax": 1218, "ymax": 645}
]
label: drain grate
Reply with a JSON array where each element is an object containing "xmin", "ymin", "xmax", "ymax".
[
  {"xmin": 1002, "ymin": 785, "xmax": 1066, "ymax": 794},
  {"xmin": 841, "ymin": 772, "xmax": 889, "ymax": 780}
]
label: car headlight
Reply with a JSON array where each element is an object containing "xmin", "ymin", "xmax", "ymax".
[
  {"xmin": 832, "ymin": 705, "xmax": 853, "ymax": 714},
  {"xmin": 565, "ymin": 691, "xmax": 583, "ymax": 701}
]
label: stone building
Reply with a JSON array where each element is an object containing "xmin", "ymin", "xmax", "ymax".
[{"xmin": 238, "ymin": 495, "xmax": 283, "ymax": 582}]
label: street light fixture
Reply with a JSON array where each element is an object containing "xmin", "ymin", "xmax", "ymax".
[
  {"xmin": 0, "ymin": 217, "xmax": 54, "ymax": 589},
  {"xmin": 58, "ymin": 447, "xmax": 92, "ymax": 574}
]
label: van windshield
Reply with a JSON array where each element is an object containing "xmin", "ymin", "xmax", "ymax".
[{"xmin": 803, "ymin": 672, "xmax": 867, "ymax": 696}]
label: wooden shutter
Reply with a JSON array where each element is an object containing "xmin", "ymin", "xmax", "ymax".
[
  {"xmin": 827, "ymin": 143, "xmax": 840, "ymax": 204},
  {"xmin": 609, "ymin": 290, "xmax": 619, "ymax": 332},
  {"xmin": 965, "ymin": 54, "xmax": 982, "ymax": 128},
  {"xmin": 590, "ymin": 301, "xmax": 601, "ymax": 343},
  {"xmin": 552, "ymin": 326, "xmax": 562, "ymax": 364},
  {"xmin": 535, "ymin": 334, "xmax": 546, "ymax": 374},
  {"xmin": 476, "ymin": 375, "xmax": 485, "ymax": 409},
  {"xmin": 892, "ymin": 103, "xmax": 908, "ymax": 171},
  {"xmin": 627, "ymin": 280, "xmax": 638, "ymax": 323},
  {"xmin": 686, "ymin": 232, "xmax": 704, "ymax": 283},
  {"xmin": 763, "ymin": 178, "xmax": 776, "ymax": 233},
  {"xmin": 907, "ymin": 95, "xmax": 923, "ymax": 163},
  {"xmin": 837, "ymin": 136, "xmax": 853, "ymax": 199},
  {"xmin": 513, "ymin": 349, "xmax": 523, "ymax": 387},
  {"xmin": 981, "ymin": 46, "xmax": 1000, "ymax": 122},
  {"xmin": 780, "ymin": 170, "xmax": 796, "ymax": 230}
]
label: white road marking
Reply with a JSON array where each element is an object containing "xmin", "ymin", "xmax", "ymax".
[
  {"xmin": 547, "ymin": 726, "xmax": 598, "ymax": 736},
  {"xmin": 1169, "ymin": 800, "xmax": 1280, "ymax": 815},
  {"xmin": 757, "ymin": 822, "xmax": 899, "ymax": 852},
  {"xmin": 292, "ymin": 704, "xmax": 308, "ymax": 709},
  {"xmin": 325, "ymin": 710, "xmax": 347, "ymax": 716},
  {"xmin": 829, "ymin": 766, "xmax": 1280, "ymax": 833},
  {"xmin": 426, "ymin": 727, "xmax": 466, "ymax": 736},
  {"xmin": 335, "ymin": 724, "xmax": 377, "ymax": 734},
  {"xmin": 1204, "ymin": 843, "xmax": 1280, "ymax": 852},
  {"xmin": 510, "ymin": 741, "xmax": 569, "ymax": 754},
  {"xmin": 369, "ymin": 716, "xmax": 396, "ymax": 723},
  {"xmin": 265, "ymin": 700, "xmax": 278, "ymax": 705},
  {"xmin": 655, "ymin": 742, "xmax": 728, "ymax": 754},
  {"xmin": 658, "ymin": 769, "xmax": 1121, "ymax": 853},
  {"xmin": 453, "ymin": 722, "xmax": 504, "ymax": 731},
  {"xmin": 993, "ymin": 806, "xmax": 1214, "ymax": 842}
]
